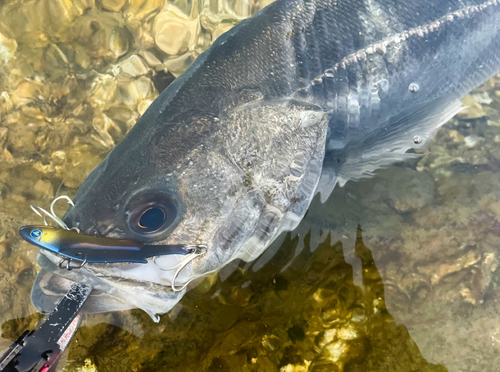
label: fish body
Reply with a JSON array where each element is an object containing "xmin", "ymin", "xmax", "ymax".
[{"xmin": 31, "ymin": 0, "xmax": 500, "ymax": 319}]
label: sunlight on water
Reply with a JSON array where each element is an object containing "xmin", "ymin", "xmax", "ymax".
[{"xmin": 0, "ymin": 0, "xmax": 499, "ymax": 371}]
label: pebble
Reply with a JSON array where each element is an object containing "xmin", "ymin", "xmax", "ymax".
[
  {"xmin": 459, "ymin": 95, "xmax": 487, "ymax": 119},
  {"xmin": 382, "ymin": 168, "xmax": 436, "ymax": 213},
  {"xmin": 280, "ymin": 362, "xmax": 311, "ymax": 372},
  {"xmin": 430, "ymin": 250, "xmax": 481, "ymax": 285},
  {"xmin": 109, "ymin": 26, "xmax": 130, "ymax": 59},
  {"xmin": 464, "ymin": 135, "xmax": 478, "ymax": 147},
  {"xmin": 92, "ymin": 112, "xmax": 122, "ymax": 147},
  {"xmin": 323, "ymin": 341, "xmax": 347, "ymax": 363},
  {"xmin": 77, "ymin": 358, "xmax": 98, "ymax": 372},
  {"xmin": 116, "ymin": 76, "xmax": 156, "ymax": 109},
  {"xmin": 138, "ymin": 98, "xmax": 154, "ymax": 115},
  {"xmin": 471, "ymin": 91, "xmax": 493, "ymax": 105},
  {"xmin": 0, "ymin": 127, "xmax": 7, "ymax": 150},
  {"xmin": 0, "ymin": 32, "xmax": 17, "ymax": 62},
  {"xmin": 479, "ymin": 194, "xmax": 500, "ymax": 220},
  {"xmin": 3, "ymin": 148, "xmax": 13, "ymax": 162},
  {"xmin": 101, "ymin": 0, "xmax": 127, "ymax": 12},
  {"xmin": 90, "ymin": 74, "xmax": 118, "ymax": 108},
  {"xmin": 118, "ymin": 55, "xmax": 149, "ymax": 77},
  {"xmin": 126, "ymin": 0, "xmax": 164, "ymax": 21},
  {"xmin": 154, "ymin": 6, "xmax": 200, "ymax": 55},
  {"xmin": 0, "ymin": 92, "xmax": 14, "ymax": 115},
  {"xmin": 34, "ymin": 179, "xmax": 53, "ymax": 197},
  {"xmin": 163, "ymin": 51, "xmax": 197, "ymax": 77},
  {"xmin": 140, "ymin": 49, "xmax": 165, "ymax": 70},
  {"xmin": 0, "ymin": 235, "xmax": 6, "ymax": 260}
]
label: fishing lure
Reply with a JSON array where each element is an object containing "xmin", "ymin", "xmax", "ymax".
[{"xmin": 19, "ymin": 225, "xmax": 203, "ymax": 265}]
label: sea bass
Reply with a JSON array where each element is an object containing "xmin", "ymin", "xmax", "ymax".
[{"xmin": 32, "ymin": 0, "xmax": 500, "ymax": 320}]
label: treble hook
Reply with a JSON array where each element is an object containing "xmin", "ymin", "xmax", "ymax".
[
  {"xmin": 171, "ymin": 245, "xmax": 207, "ymax": 292},
  {"xmin": 30, "ymin": 205, "xmax": 64, "ymax": 228},
  {"xmin": 155, "ymin": 245, "xmax": 207, "ymax": 292},
  {"xmin": 30, "ymin": 195, "xmax": 82, "ymax": 270},
  {"xmin": 30, "ymin": 195, "xmax": 75, "ymax": 230},
  {"xmin": 59, "ymin": 256, "xmax": 87, "ymax": 271}
]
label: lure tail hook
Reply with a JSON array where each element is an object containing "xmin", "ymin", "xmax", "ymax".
[
  {"xmin": 171, "ymin": 245, "xmax": 207, "ymax": 292},
  {"xmin": 155, "ymin": 245, "xmax": 207, "ymax": 292}
]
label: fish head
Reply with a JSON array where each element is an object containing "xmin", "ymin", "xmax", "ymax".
[{"xmin": 31, "ymin": 95, "xmax": 328, "ymax": 321}]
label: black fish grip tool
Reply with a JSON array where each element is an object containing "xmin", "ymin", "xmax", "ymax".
[{"xmin": 0, "ymin": 283, "xmax": 92, "ymax": 372}]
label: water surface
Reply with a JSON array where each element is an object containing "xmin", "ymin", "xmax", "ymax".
[{"xmin": 0, "ymin": 0, "xmax": 499, "ymax": 371}]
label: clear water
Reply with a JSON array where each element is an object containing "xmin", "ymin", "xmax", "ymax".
[{"xmin": 0, "ymin": 0, "xmax": 499, "ymax": 371}]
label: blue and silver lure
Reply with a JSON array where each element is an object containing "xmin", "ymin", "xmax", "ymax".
[{"xmin": 19, "ymin": 225, "xmax": 198, "ymax": 264}]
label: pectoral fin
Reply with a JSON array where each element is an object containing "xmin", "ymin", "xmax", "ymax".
[{"xmin": 317, "ymin": 97, "xmax": 463, "ymax": 202}]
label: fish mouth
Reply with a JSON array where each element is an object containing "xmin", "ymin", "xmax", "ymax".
[{"xmin": 32, "ymin": 251, "xmax": 189, "ymax": 322}]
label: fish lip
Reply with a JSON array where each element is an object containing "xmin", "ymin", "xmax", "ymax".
[
  {"xmin": 33, "ymin": 251, "xmax": 186, "ymax": 318},
  {"xmin": 31, "ymin": 268, "xmax": 136, "ymax": 314},
  {"xmin": 32, "ymin": 251, "xmax": 128, "ymax": 314},
  {"xmin": 35, "ymin": 250, "xmax": 113, "ymax": 290},
  {"xmin": 35, "ymin": 246, "xmax": 202, "ymax": 291}
]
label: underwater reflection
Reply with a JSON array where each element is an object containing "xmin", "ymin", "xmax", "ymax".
[
  {"xmin": 0, "ymin": 226, "xmax": 446, "ymax": 371},
  {"xmin": 0, "ymin": 0, "xmax": 499, "ymax": 370}
]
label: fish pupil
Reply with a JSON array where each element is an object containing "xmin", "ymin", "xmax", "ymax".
[{"xmin": 138, "ymin": 208, "xmax": 166, "ymax": 231}]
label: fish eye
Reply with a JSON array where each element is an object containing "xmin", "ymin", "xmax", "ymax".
[
  {"xmin": 138, "ymin": 208, "xmax": 165, "ymax": 231},
  {"xmin": 127, "ymin": 196, "xmax": 178, "ymax": 236}
]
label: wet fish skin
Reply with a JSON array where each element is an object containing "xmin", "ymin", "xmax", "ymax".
[{"xmin": 32, "ymin": 0, "xmax": 500, "ymax": 319}]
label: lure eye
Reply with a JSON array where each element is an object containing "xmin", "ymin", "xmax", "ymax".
[{"xmin": 138, "ymin": 208, "xmax": 165, "ymax": 231}]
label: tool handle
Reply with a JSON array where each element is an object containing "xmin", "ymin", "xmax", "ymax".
[{"xmin": 0, "ymin": 284, "xmax": 92, "ymax": 372}]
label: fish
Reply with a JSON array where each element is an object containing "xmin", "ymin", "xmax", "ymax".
[{"xmin": 31, "ymin": 0, "xmax": 500, "ymax": 321}]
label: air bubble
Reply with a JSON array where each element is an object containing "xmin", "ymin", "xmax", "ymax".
[
  {"xmin": 378, "ymin": 79, "xmax": 389, "ymax": 92},
  {"xmin": 413, "ymin": 135, "xmax": 423, "ymax": 144},
  {"xmin": 409, "ymin": 82, "xmax": 419, "ymax": 93}
]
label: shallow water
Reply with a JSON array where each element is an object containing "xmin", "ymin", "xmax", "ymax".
[{"xmin": 0, "ymin": 0, "xmax": 499, "ymax": 371}]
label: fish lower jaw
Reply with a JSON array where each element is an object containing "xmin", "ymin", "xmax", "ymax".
[
  {"xmin": 37, "ymin": 248, "xmax": 194, "ymax": 288},
  {"xmin": 34, "ymin": 251, "xmax": 189, "ymax": 321}
]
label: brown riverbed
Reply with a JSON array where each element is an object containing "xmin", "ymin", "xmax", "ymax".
[{"xmin": 0, "ymin": 0, "xmax": 500, "ymax": 371}]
